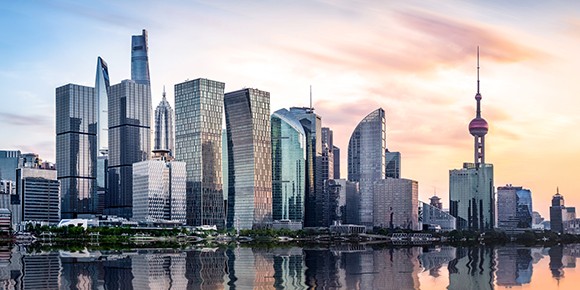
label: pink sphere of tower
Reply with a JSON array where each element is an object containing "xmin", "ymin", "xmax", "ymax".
[{"xmin": 469, "ymin": 117, "xmax": 488, "ymax": 136}]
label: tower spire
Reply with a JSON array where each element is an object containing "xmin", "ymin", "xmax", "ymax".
[
  {"xmin": 469, "ymin": 46, "xmax": 488, "ymax": 168},
  {"xmin": 477, "ymin": 46, "xmax": 480, "ymax": 94},
  {"xmin": 162, "ymin": 85, "xmax": 166, "ymax": 100},
  {"xmin": 309, "ymin": 85, "xmax": 313, "ymax": 110}
]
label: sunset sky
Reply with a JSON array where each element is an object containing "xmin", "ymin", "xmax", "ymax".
[{"xmin": 1, "ymin": 1, "xmax": 579, "ymax": 218}]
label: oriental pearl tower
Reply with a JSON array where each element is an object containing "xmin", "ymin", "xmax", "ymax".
[{"xmin": 469, "ymin": 47, "xmax": 488, "ymax": 169}]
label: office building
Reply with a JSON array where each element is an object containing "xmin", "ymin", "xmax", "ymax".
[
  {"xmin": 385, "ymin": 149, "xmax": 401, "ymax": 178},
  {"xmin": 107, "ymin": 79, "xmax": 151, "ymax": 218},
  {"xmin": 0, "ymin": 180, "xmax": 15, "ymax": 210},
  {"xmin": 174, "ymin": 78, "xmax": 225, "ymax": 227},
  {"xmin": 222, "ymin": 129, "xmax": 228, "ymax": 203},
  {"xmin": 420, "ymin": 201, "xmax": 456, "ymax": 231},
  {"xmin": 154, "ymin": 88, "xmax": 174, "ymax": 156},
  {"xmin": 271, "ymin": 109, "xmax": 306, "ymax": 226},
  {"xmin": 373, "ymin": 178, "xmax": 419, "ymax": 230},
  {"xmin": 56, "ymin": 84, "xmax": 98, "ymax": 219},
  {"xmin": 550, "ymin": 188, "xmax": 565, "ymax": 234},
  {"xmin": 132, "ymin": 151, "xmax": 186, "ymax": 223},
  {"xmin": 497, "ymin": 185, "xmax": 533, "ymax": 229},
  {"xmin": 95, "ymin": 57, "xmax": 110, "ymax": 216},
  {"xmin": 131, "ymin": 29, "xmax": 151, "ymax": 86},
  {"xmin": 342, "ymin": 180, "xmax": 360, "ymax": 224},
  {"xmin": 225, "ymin": 88, "xmax": 272, "ymax": 230},
  {"xmin": 449, "ymin": 51, "xmax": 495, "ymax": 231},
  {"xmin": 289, "ymin": 106, "xmax": 322, "ymax": 227},
  {"xmin": 11, "ymin": 157, "xmax": 60, "ymax": 230},
  {"xmin": 332, "ymin": 146, "xmax": 340, "ymax": 179},
  {"xmin": 320, "ymin": 127, "xmax": 335, "ymax": 227},
  {"xmin": 0, "ymin": 150, "xmax": 21, "ymax": 182},
  {"xmin": 347, "ymin": 108, "xmax": 387, "ymax": 228}
]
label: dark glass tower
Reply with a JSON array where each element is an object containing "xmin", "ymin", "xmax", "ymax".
[
  {"xmin": 174, "ymin": 78, "xmax": 225, "ymax": 227},
  {"xmin": 95, "ymin": 57, "xmax": 110, "ymax": 216},
  {"xmin": 0, "ymin": 150, "xmax": 21, "ymax": 181},
  {"xmin": 56, "ymin": 84, "xmax": 98, "ymax": 218},
  {"xmin": 106, "ymin": 80, "xmax": 151, "ymax": 218},
  {"xmin": 131, "ymin": 29, "xmax": 151, "ymax": 86},
  {"xmin": 288, "ymin": 107, "xmax": 322, "ymax": 228},
  {"xmin": 225, "ymin": 88, "xmax": 272, "ymax": 230},
  {"xmin": 154, "ymin": 88, "xmax": 174, "ymax": 156}
]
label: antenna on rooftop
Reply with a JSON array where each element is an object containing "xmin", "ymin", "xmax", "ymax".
[{"xmin": 309, "ymin": 85, "xmax": 313, "ymax": 110}]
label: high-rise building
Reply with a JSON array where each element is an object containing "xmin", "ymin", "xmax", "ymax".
[
  {"xmin": 497, "ymin": 185, "xmax": 533, "ymax": 229},
  {"xmin": 225, "ymin": 88, "xmax": 272, "ymax": 230},
  {"xmin": 132, "ymin": 152, "xmax": 186, "ymax": 223},
  {"xmin": 131, "ymin": 29, "xmax": 151, "ymax": 86},
  {"xmin": 271, "ymin": 109, "xmax": 306, "ymax": 226},
  {"xmin": 56, "ymin": 84, "xmax": 98, "ymax": 219},
  {"xmin": 550, "ymin": 188, "xmax": 565, "ymax": 233},
  {"xmin": 106, "ymin": 79, "xmax": 151, "ymax": 218},
  {"xmin": 15, "ymin": 165, "xmax": 60, "ymax": 230},
  {"xmin": 343, "ymin": 180, "xmax": 360, "ymax": 224},
  {"xmin": 373, "ymin": 178, "xmax": 419, "ymax": 230},
  {"xmin": 95, "ymin": 56, "xmax": 110, "ymax": 156},
  {"xmin": 320, "ymin": 127, "xmax": 335, "ymax": 227},
  {"xmin": 0, "ymin": 150, "xmax": 21, "ymax": 182},
  {"xmin": 154, "ymin": 88, "xmax": 175, "ymax": 156},
  {"xmin": 174, "ymin": 78, "xmax": 225, "ymax": 227},
  {"xmin": 385, "ymin": 149, "xmax": 401, "ymax": 179},
  {"xmin": 347, "ymin": 108, "xmax": 386, "ymax": 228},
  {"xmin": 332, "ymin": 146, "xmax": 340, "ymax": 179},
  {"xmin": 288, "ymin": 107, "xmax": 322, "ymax": 228},
  {"xmin": 449, "ymin": 50, "xmax": 495, "ymax": 231}
]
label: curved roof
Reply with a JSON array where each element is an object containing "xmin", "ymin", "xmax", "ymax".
[{"xmin": 272, "ymin": 108, "xmax": 306, "ymax": 137}]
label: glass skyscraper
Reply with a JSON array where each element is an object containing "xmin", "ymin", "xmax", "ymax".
[
  {"xmin": 95, "ymin": 56, "xmax": 110, "ymax": 155},
  {"xmin": 225, "ymin": 88, "xmax": 272, "ymax": 230},
  {"xmin": 347, "ymin": 108, "xmax": 386, "ymax": 228},
  {"xmin": 174, "ymin": 78, "xmax": 225, "ymax": 227},
  {"xmin": 385, "ymin": 149, "xmax": 401, "ymax": 178},
  {"xmin": 497, "ymin": 185, "xmax": 533, "ymax": 229},
  {"xmin": 154, "ymin": 89, "xmax": 174, "ymax": 156},
  {"xmin": 271, "ymin": 108, "xmax": 306, "ymax": 224},
  {"xmin": 56, "ymin": 84, "xmax": 98, "ymax": 218},
  {"xmin": 288, "ymin": 107, "xmax": 322, "ymax": 228},
  {"xmin": 131, "ymin": 29, "xmax": 150, "ymax": 86},
  {"xmin": 0, "ymin": 150, "xmax": 21, "ymax": 181},
  {"xmin": 106, "ymin": 79, "xmax": 151, "ymax": 218}
]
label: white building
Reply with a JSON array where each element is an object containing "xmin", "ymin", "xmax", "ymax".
[{"xmin": 132, "ymin": 152, "xmax": 186, "ymax": 223}]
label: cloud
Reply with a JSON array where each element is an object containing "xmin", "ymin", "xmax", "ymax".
[{"xmin": 0, "ymin": 112, "xmax": 52, "ymax": 128}]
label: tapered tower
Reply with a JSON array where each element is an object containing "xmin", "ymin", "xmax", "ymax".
[{"xmin": 468, "ymin": 47, "xmax": 489, "ymax": 169}]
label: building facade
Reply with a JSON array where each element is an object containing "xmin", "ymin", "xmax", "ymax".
[
  {"xmin": 385, "ymin": 150, "xmax": 401, "ymax": 179},
  {"xmin": 107, "ymin": 79, "xmax": 151, "ymax": 218},
  {"xmin": 225, "ymin": 88, "xmax": 272, "ymax": 230},
  {"xmin": 288, "ymin": 107, "xmax": 322, "ymax": 228},
  {"xmin": 420, "ymin": 201, "xmax": 456, "ymax": 232},
  {"xmin": 132, "ymin": 156, "xmax": 186, "ymax": 223},
  {"xmin": 0, "ymin": 150, "xmax": 21, "ymax": 182},
  {"xmin": 154, "ymin": 89, "xmax": 175, "ymax": 156},
  {"xmin": 373, "ymin": 178, "xmax": 419, "ymax": 230},
  {"xmin": 271, "ymin": 109, "xmax": 306, "ymax": 226},
  {"xmin": 15, "ymin": 166, "xmax": 60, "ymax": 230},
  {"xmin": 174, "ymin": 78, "xmax": 225, "ymax": 227},
  {"xmin": 497, "ymin": 185, "xmax": 533, "ymax": 230},
  {"xmin": 56, "ymin": 84, "xmax": 98, "ymax": 219},
  {"xmin": 332, "ymin": 146, "xmax": 340, "ymax": 179},
  {"xmin": 347, "ymin": 108, "xmax": 387, "ymax": 228}
]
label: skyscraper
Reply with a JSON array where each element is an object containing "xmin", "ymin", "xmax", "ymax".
[
  {"xmin": 225, "ymin": 88, "xmax": 272, "ymax": 230},
  {"xmin": 15, "ymin": 165, "xmax": 60, "ymax": 230},
  {"xmin": 271, "ymin": 109, "xmax": 306, "ymax": 225},
  {"xmin": 131, "ymin": 29, "xmax": 150, "ymax": 86},
  {"xmin": 373, "ymin": 178, "xmax": 419, "ymax": 230},
  {"xmin": 289, "ymin": 106, "xmax": 322, "ymax": 228},
  {"xmin": 347, "ymin": 108, "xmax": 387, "ymax": 228},
  {"xmin": 449, "ymin": 49, "xmax": 495, "ymax": 231},
  {"xmin": 0, "ymin": 150, "xmax": 21, "ymax": 182},
  {"xmin": 154, "ymin": 88, "xmax": 175, "ymax": 156},
  {"xmin": 95, "ymin": 56, "xmax": 110, "ymax": 156},
  {"xmin": 550, "ymin": 188, "xmax": 565, "ymax": 233},
  {"xmin": 174, "ymin": 78, "xmax": 225, "ymax": 227},
  {"xmin": 106, "ymin": 79, "xmax": 151, "ymax": 218},
  {"xmin": 56, "ymin": 84, "xmax": 98, "ymax": 219},
  {"xmin": 332, "ymin": 146, "xmax": 340, "ymax": 179}
]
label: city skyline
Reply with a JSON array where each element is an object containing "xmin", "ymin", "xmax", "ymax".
[{"xmin": 1, "ymin": 1, "xmax": 580, "ymax": 218}]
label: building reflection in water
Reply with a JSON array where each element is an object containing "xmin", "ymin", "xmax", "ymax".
[
  {"xmin": 495, "ymin": 246, "xmax": 532, "ymax": 286},
  {"xmin": 448, "ymin": 246, "xmax": 495, "ymax": 290},
  {"xmin": 0, "ymin": 244, "xmax": 578, "ymax": 288}
]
